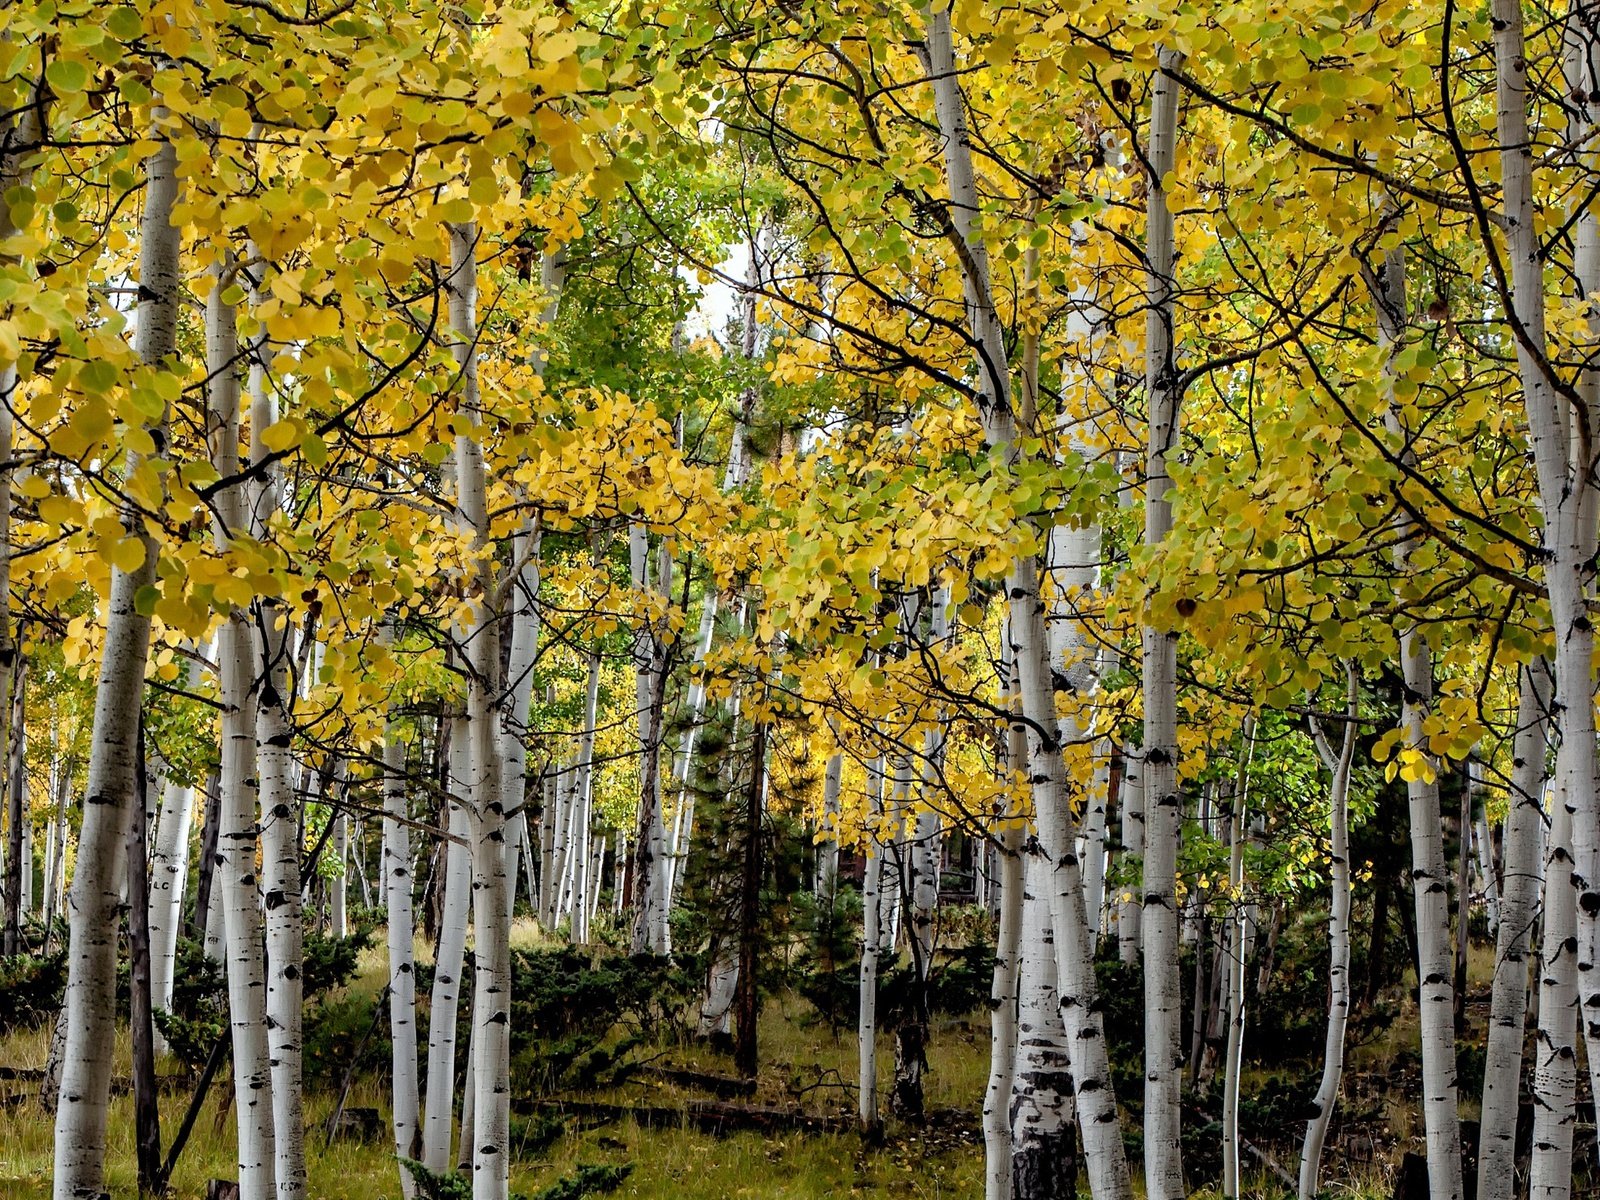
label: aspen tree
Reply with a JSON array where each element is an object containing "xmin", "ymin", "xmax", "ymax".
[
  {"xmin": 1298, "ymin": 665, "xmax": 1360, "ymax": 1200},
  {"xmin": 53, "ymin": 108, "xmax": 178, "ymax": 1200},
  {"xmin": 1478, "ymin": 663, "xmax": 1551, "ymax": 1200},
  {"xmin": 922, "ymin": 10, "xmax": 1129, "ymax": 1196}
]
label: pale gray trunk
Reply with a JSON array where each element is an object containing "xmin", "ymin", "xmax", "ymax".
[
  {"xmin": 984, "ymin": 824, "xmax": 1025, "ymax": 1200},
  {"xmin": 382, "ymin": 663, "xmax": 420, "ymax": 1197},
  {"xmin": 1298, "ymin": 666, "xmax": 1360, "ymax": 1200},
  {"xmin": 149, "ymin": 779, "xmax": 194, "ymax": 1051},
  {"xmin": 1010, "ymin": 848, "xmax": 1076, "ymax": 1200},
  {"xmin": 1480, "ymin": 662, "xmax": 1551, "ymax": 1200},
  {"xmin": 1221, "ymin": 721, "xmax": 1256, "ymax": 1198},
  {"xmin": 53, "ymin": 117, "xmax": 176, "ymax": 1200},
  {"xmin": 423, "ymin": 724, "xmax": 472, "ymax": 1174}
]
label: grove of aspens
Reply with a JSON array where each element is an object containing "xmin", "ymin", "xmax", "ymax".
[{"xmin": 1, "ymin": 0, "xmax": 1595, "ymax": 1198}]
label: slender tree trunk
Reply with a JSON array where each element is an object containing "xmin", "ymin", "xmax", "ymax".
[
  {"xmin": 149, "ymin": 778, "xmax": 194, "ymax": 1051},
  {"xmin": 1139, "ymin": 50, "xmax": 1187, "ymax": 1200},
  {"xmin": 922, "ymin": 13, "xmax": 1130, "ymax": 1196},
  {"xmin": 816, "ymin": 753, "xmax": 842, "ymax": 902},
  {"xmin": 630, "ymin": 523, "xmax": 673, "ymax": 956},
  {"xmin": 1221, "ymin": 722, "xmax": 1256, "ymax": 1199},
  {"xmin": 128, "ymin": 727, "xmax": 162, "ymax": 1194},
  {"xmin": 384, "ymin": 697, "xmax": 421, "ymax": 1197},
  {"xmin": 1010, "ymin": 848, "xmax": 1077, "ymax": 1200},
  {"xmin": 859, "ymin": 753, "xmax": 885, "ymax": 1133},
  {"xmin": 423, "ymin": 722, "xmax": 472, "ymax": 1174},
  {"xmin": 1118, "ymin": 752, "xmax": 1144, "ymax": 966},
  {"xmin": 330, "ymin": 811, "xmax": 348, "ymax": 939},
  {"xmin": 984, "ymin": 821, "xmax": 1025, "ymax": 1200},
  {"xmin": 4, "ymin": 650, "xmax": 25, "ymax": 956},
  {"xmin": 1478, "ymin": 662, "xmax": 1551, "ymax": 1200},
  {"xmin": 247, "ymin": 260, "xmax": 308, "ymax": 1200},
  {"xmin": 53, "ymin": 116, "xmax": 177, "ymax": 1200},
  {"xmin": 1299, "ymin": 665, "xmax": 1360, "ymax": 1200},
  {"xmin": 1495, "ymin": 8, "xmax": 1600, "ymax": 1194},
  {"xmin": 206, "ymin": 245, "xmax": 276, "ymax": 1199}
]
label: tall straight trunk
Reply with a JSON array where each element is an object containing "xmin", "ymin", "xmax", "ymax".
[
  {"xmin": 1471, "ymin": 764, "xmax": 1501, "ymax": 936},
  {"xmin": 1559, "ymin": 0, "xmax": 1600, "ymax": 1136},
  {"xmin": 4, "ymin": 650, "xmax": 24, "ymax": 955},
  {"xmin": 383, "ymin": 667, "xmax": 420, "ymax": 1197},
  {"xmin": 984, "ymin": 819, "xmax": 1026, "ymax": 1200},
  {"xmin": 630, "ymin": 523, "xmax": 673, "ymax": 956},
  {"xmin": 247, "ymin": 261, "xmax": 307, "ymax": 1200},
  {"xmin": 1139, "ymin": 50, "xmax": 1187, "ymax": 1200},
  {"xmin": 0, "ymin": 68, "xmax": 42, "ymax": 967},
  {"xmin": 498, "ymin": 253, "xmax": 563, "ymax": 930},
  {"xmin": 1495, "ymin": 7, "xmax": 1600, "ymax": 1193},
  {"xmin": 922, "ymin": 11, "xmax": 1128, "ymax": 1195},
  {"xmin": 53, "ymin": 116, "xmax": 177, "ymax": 1200},
  {"xmin": 1010, "ymin": 848, "xmax": 1077, "ymax": 1200},
  {"xmin": 1299, "ymin": 665, "xmax": 1360, "ymax": 1200},
  {"xmin": 42, "ymin": 758, "xmax": 68, "ymax": 931},
  {"xmin": 149, "ymin": 779, "xmax": 194, "ymax": 1049},
  {"xmin": 446, "ymin": 221, "xmax": 511, "ymax": 1200},
  {"xmin": 1373, "ymin": 235, "xmax": 1463, "ymax": 1200},
  {"xmin": 423, "ymin": 722, "xmax": 472, "ymax": 1174},
  {"xmin": 1532, "ymin": 776, "xmax": 1578, "ymax": 1200},
  {"xmin": 1479, "ymin": 662, "xmax": 1551, "ymax": 1200},
  {"xmin": 858, "ymin": 807, "xmax": 884, "ymax": 1133},
  {"xmin": 207, "ymin": 250, "xmax": 275, "ymax": 1200},
  {"xmin": 1221, "ymin": 720, "xmax": 1256, "ymax": 1199},
  {"xmin": 1118, "ymin": 753, "xmax": 1143, "ymax": 965},
  {"xmin": 568, "ymin": 646, "xmax": 601, "ymax": 940},
  {"xmin": 127, "ymin": 730, "xmax": 162, "ymax": 1194}
]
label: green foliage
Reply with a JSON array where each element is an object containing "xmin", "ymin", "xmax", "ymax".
[
  {"xmin": 303, "ymin": 993, "xmax": 389, "ymax": 1092},
  {"xmin": 509, "ymin": 946, "xmax": 693, "ymax": 1092},
  {"xmin": 400, "ymin": 1158, "xmax": 471, "ymax": 1200},
  {"xmin": 528, "ymin": 1163, "xmax": 633, "ymax": 1200},
  {"xmin": 0, "ymin": 949, "xmax": 66, "ymax": 1034},
  {"xmin": 302, "ymin": 923, "xmax": 375, "ymax": 1000},
  {"xmin": 793, "ymin": 885, "xmax": 861, "ymax": 1032}
]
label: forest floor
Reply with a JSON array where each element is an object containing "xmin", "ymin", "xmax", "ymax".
[{"xmin": 0, "ymin": 930, "xmax": 1541, "ymax": 1198}]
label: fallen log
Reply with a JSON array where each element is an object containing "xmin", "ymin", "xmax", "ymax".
[{"xmin": 640, "ymin": 1065, "xmax": 757, "ymax": 1099}]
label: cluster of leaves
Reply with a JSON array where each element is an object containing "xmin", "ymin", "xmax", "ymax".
[{"xmin": 0, "ymin": 946, "xmax": 66, "ymax": 1035}]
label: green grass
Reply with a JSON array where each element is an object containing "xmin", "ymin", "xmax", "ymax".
[{"xmin": 0, "ymin": 928, "xmax": 989, "ymax": 1198}]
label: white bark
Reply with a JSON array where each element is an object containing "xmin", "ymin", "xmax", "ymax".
[
  {"xmin": 984, "ymin": 821, "xmax": 1025, "ymax": 1200},
  {"xmin": 247, "ymin": 262, "xmax": 307, "ymax": 1200},
  {"xmin": 1010, "ymin": 847, "xmax": 1076, "ymax": 1200},
  {"xmin": 921, "ymin": 12, "xmax": 1129, "ymax": 1196},
  {"xmin": 448, "ymin": 222, "xmax": 512, "ymax": 1200},
  {"xmin": 1221, "ymin": 720, "xmax": 1256, "ymax": 1199},
  {"xmin": 383, "ymin": 665, "xmax": 420, "ymax": 1197},
  {"xmin": 1494, "ymin": 8, "xmax": 1600, "ymax": 1193},
  {"xmin": 629, "ymin": 522, "xmax": 671, "ymax": 955},
  {"xmin": 1479, "ymin": 662, "xmax": 1551, "ymax": 1200},
  {"xmin": 1532, "ymin": 776, "xmax": 1578, "ymax": 1200},
  {"xmin": 1374, "ymin": 234, "xmax": 1462, "ymax": 1200},
  {"xmin": 53, "ymin": 116, "xmax": 176, "ymax": 1200},
  {"xmin": 329, "ymin": 810, "xmax": 348, "ymax": 939},
  {"xmin": 1298, "ymin": 665, "xmax": 1359, "ymax": 1200},
  {"xmin": 423, "ymin": 721, "xmax": 472, "ymax": 1175},
  {"xmin": 816, "ymin": 752, "xmax": 842, "ymax": 902},
  {"xmin": 209, "ymin": 245, "xmax": 276, "ymax": 1198},
  {"xmin": 148, "ymin": 779, "xmax": 194, "ymax": 1049},
  {"xmin": 858, "ymin": 809, "xmax": 884, "ymax": 1131}
]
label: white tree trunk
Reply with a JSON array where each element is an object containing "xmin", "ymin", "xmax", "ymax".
[
  {"xmin": 247, "ymin": 267, "xmax": 308, "ymax": 1200},
  {"xmin": 423, "ymin": 722, "xmax": 473, "ymax": 1174},
  {"xmin": 921, "ymin": 12, "xmax": 1129, "ymax": 1196},
  {"xmin": 858, "ymin": 820, "xmax": 884, "ymax": 1132},
  {"xmin": 383, "ymin": 672, "xmax": 420, "ymax": 1197},
  {"xmin": 816, "ymin": 753, "xmax": 842, "ymax": 901},
  {"xmin": 1532, "ymin": 777, "xmax": 1578, "ymax": 1200},
  {"xmin": 1138, "ymin": 50, "xmax": 1187, "ymax": 1200},
  {"xmin": 1495, "ymin": 7, "xmax": 1600, "ymax": 1192},
  {"xmin": 1298, "ymin": 666, "xmax": 1360, "ymax": 1200},
  {"xmin": 1478, "ymin": 662, "xmax": 1550, "ymax": 1200},
  {"xmin": 1010, "ymin": 848, "xmax": 1076, "ymax": 1200},
  {"xmin": 148, "ymin": 779, "xmax": 194, "ymax": 1050},
  {"xmin": 1221, "ymin": 720, "xmax": 1256, "ymax": 1199},
  {"xmin": 630, "ymin": 522, "xmax": 672, "ymax": 955},
  {"xmin": 1374, "ymin": 235, "xmax": 1462, "ymax": 1200},
  {"xmin": 984, "ymin": 820, "xmax": 1025, "ymax": 1200},
  {"xmin": 329, "ymin": 811, "xmax": 348, "ymax": 939},
  {"xmin": 53, "ymin": 118, "xmax": 177, "ymax": 1200},
  {"xmin": 199, "ymin": 240, "xmax": 277, "ymax": 1197}
]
